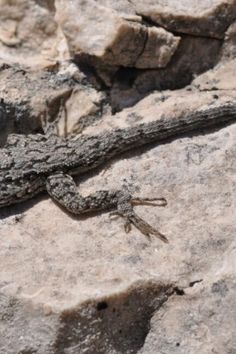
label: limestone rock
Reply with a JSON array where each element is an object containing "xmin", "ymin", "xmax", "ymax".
[
  {"xmin": 55, "ymin": 0, "xmax": 180, "ymax": 69},
  {"xmin": 132, "ymin": 0, "xmax": 236, "ymax": 39},
  {"xmin": 192, "ymin": 23, "xmax": 236, "ymax": 91},
  {"xmin": 192, "ymin": 58, "xmax": 236, "ymax": 91},
  {"xmin": 0, "ymin": 0, "xmax": 69, "ymax": 68},
  {"xmin": 220, "ymin": 20, "xmax": 236, "ymax": 59},
  {"xmin": 139, "ymin": 273, "xmax": 236, "ymax": 353},
  {"xmin": 1, "ymin": 89, "xmax": 236, "ymax": 353},
  {"xmin": 1, "ymin": 1, "xmax": 236, "ymax": 353}
]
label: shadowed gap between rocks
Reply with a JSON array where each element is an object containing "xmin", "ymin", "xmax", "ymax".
[
  {"xmin": 109, "ymin": 34, "xmax": 222, "ymax": 112},
  {"xmin": 75, "ymin": 30, "xmax": 222, "ymax": 113}
]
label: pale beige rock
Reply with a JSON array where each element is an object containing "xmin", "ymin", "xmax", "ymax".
[
  {"xmin": 55, "ymin": 0, "xmax": 180, "ymax": 69},
  {"xmin": 139, "ymin": 249, "xmax": 236, "ymax": 354},
  {"xmin": 1, "ymin": 1, "xmax": 236, "ymax": 352},
  {"xmin": 0, "ymin": 0, "xmax": 69, "ymax": 68},
  {"xmin": 1, "ymin": 90, "xmax": 236, "ymax": 353},
  {"xmin": 57, "ymin": 86, "xmax": 107, "ymax": 136},
  {"xmin": 189, "ymin": 19, "xmax": 236, "ymax": 101},
  {"xmin": 192, "ymin": 58, "xmax": 236, "ymax": 91},
  {"xmin": 132, "ymin": 0, "xmax": 236, "ymax": 38},
  {"xmin": 220, "ymin": 20, "xmax": 236, "ymax": 59},
  {"xmin": 86, "ymin": 89, "xmax": 236, "ymax": 133}
]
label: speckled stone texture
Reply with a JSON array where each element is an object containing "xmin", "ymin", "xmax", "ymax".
[
  {"xmin": 1, "ymin": 0, "xmax": 236, "ymax": 353},
  {"xmin": 1, "ymin": 89, "xmax": 236, "ymax": 353}
]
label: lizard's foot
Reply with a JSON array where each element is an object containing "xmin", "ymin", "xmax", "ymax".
[
  {"xmin": 110, "ymin": 194, "xmax": 168, "ymax": 243},
  {"xmin": 131, "ymin": 197, "xmax": 167, "ymax": 207}
]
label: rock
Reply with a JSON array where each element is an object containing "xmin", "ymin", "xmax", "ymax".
[
  {"xmin": 220, "ymin": 19, "xmax": 236, "ymax": 60},
  {"xmin": 191, "ymin": 21, "xmax": 236, "ymax": 91},
  {"xmin": 110, "ymin": 35, "xmax": 221, "ymax": 111},
  {"xmin": 55, "ymin": 0, "xmax": 180, "ymax": 69},
  {"xmin": 1, "ymin": 89, "xmax": 236, "ymax": 353},
  {"xmin": 85, "ymin": 89, "xmax": 236, "ymax": 132},
  {"xmin": 0, "ymin": 62, "xmax": 107, "ymax": 138},
  {"xmin": 192, "ymin": 58, "xmax": 236, "ymax": 91},
  {"xmin": 139, "ymin": 253, "xmax": 236, "ymax": 353},
  {"xmin": 1, "ymin": 1, "xmax": 236, "ymax": 353},
  {"xmin": 0, "ymin": 0, "xmax": 69, "ymax": 68},
  {"xmin": 132, "ymin": 0, "xmax": 236, "ymax": 39}
]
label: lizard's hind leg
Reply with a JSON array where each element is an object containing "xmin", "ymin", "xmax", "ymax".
[{"xmin": 46, "ymin": 172, "xmax": 168, "ymax": 243}]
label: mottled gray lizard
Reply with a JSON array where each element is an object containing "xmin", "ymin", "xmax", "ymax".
[{"xmin": 1, "ymin": 102, "xmax": 236, "ymax": 242}]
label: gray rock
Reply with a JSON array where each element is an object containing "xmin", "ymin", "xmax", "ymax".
[{"xmin": 0, "ymin": 62, "xmax": 106, "ymax": 138}]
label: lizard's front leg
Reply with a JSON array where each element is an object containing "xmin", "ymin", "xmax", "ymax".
[{"xmin": 46, "ymin": 173, "xmax": 168, "ymax": 243}]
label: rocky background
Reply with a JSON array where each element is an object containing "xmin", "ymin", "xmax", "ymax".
[{"xmin": 1, "ymin": 1, "xmax": 236, "ymax": 353}]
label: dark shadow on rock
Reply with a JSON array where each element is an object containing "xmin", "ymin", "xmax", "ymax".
[
  {"xmin": 110, "ymin": 35, "xmax": 222, "ymax": 112},
  {"xmin": 0, "ymin": 193, "xmax": 48, "ymax": 220},
  {"xmin": 54, "ymin": 281, "xmax": 173, "ymax": 354}
]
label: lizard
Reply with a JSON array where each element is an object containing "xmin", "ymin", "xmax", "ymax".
[{"xmin": 1, "ymin": 101, "xmax": 236, "ymax": 243}]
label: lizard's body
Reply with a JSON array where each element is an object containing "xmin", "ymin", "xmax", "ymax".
[{"xmin": 1, "ymin": 102, "xmax": 236, "ymax": 242}]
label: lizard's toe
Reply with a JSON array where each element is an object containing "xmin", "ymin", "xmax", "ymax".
[{"xmin": 114, "ymin": 192, "xmax": 168, "ymax": 243}]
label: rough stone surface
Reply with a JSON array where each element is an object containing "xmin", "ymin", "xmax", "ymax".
[
  {"xmin": 193, "ymin": 58, "xmax": 236, "ymax": 91},
  {"xmin": 1, "ymin": 1, "xmax": 236, "ymax": 353},
  {"xmin": 110, "ymin": 35, "xmax": 221, "ymax": 111},
  {"xmin": 133, "ymin": 0, "xmax": 236, "ymax": 38},
  {"xmin": 55, "ymin": 0, "xmax": 180, "ymax": 69},
  {"xmin": 1, "ymin": 89, "xmax": 236, "ymax": 353},
  {"xmin": 192, "ymin": 23, "xmax": 236, "ymax": 92},
  {"xmin": 221, "ymin": 20, "xmax": 236, "ymax": 59},
  {"xmin": 139, "ymin": 274, "xmax": 236, "ymax": 353},
  {"xmin": 0, "ymin": 62, "xmax": 107, "ymax": 145},
  {"xmin": 0, "ymin": 0, "xmax": 69, "ymax": 68},
  {"xmin": 0, "ymin": 0, "xmax": 227, "ymax": 112}
]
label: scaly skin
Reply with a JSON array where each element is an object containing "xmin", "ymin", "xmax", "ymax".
[{"xmin": 1, "ymin": 101, "xmax": 236, "ymax": 241}]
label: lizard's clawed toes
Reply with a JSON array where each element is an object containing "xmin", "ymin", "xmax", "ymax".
[
  {"xmin": 110, "ymin": 193, "xmax": 168, "ymax": 243},
  {"xmin": 110, "ymin": 198, "xmax": 169, "ymax": 243},
  {"xmin": 125, "ymin": 211, "xmax": 169, "ymax": 243},
  {"xmin": 131, "ymin": 197, "xmax": 167, "ymax": 207}
]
